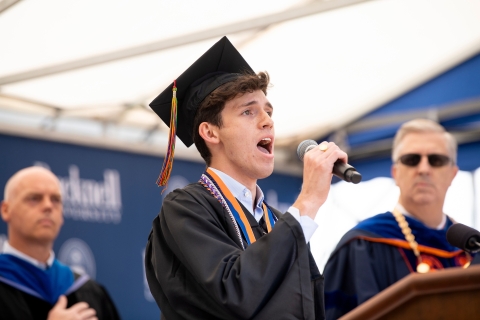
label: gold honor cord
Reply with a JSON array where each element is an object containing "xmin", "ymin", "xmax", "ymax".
[
  {"xmin": 263, "ymin": 203, "xmax": 272, "ymax": 233},
  {"xmin": 392, "ymin": 208, "xmax": 471, "ymax": 273},
  {"xmin": 392, "ymin": 208, "xmax": 431, "ymax": 273}
]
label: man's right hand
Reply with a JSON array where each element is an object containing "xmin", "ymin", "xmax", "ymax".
[
  {"xmin": 47, "ymin": 295, "xmax": 98, "ymax": 320},
  {"xmin": 293, "ymin": 141, "xmax": 348, "ymax": 220}
]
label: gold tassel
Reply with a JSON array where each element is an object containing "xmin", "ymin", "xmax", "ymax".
[{"xmin": 156, "ymin": 81, "xmax": 177, "ymax": 192}]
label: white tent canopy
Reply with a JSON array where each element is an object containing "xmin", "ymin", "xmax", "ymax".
[{"xmin": 1, "ymin": 0, "xmax": 480, "ymax": 171}]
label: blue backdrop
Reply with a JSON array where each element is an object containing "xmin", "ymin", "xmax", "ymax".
[
  {"xmin": 0, "ymin": 133, "xmax": 302, "ymax": 319},
  {"xmin": 327, "ymin": 52, "xmax": 480, "ymax": 181}
]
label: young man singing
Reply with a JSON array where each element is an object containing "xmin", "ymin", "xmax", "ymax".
[{"xmin": 145, "ymin": 37, "xmax": 347, "ymax": 320}]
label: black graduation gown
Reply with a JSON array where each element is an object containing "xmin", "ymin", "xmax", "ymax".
[
  {"xmin": 145, "ymin": 182, "xmax": 324, "ymax": 320},
  {"xmin": 0, "ymin": 272, "xmax": 121, "ymax": 320}
]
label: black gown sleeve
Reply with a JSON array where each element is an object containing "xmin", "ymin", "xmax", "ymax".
[
  {"xmin": 68, "ymin": 280, "xmax": 121, "ymax": 320},
  {"xmin": 0, "ymin": 281, "xmax": 47, "ymax": 320}
]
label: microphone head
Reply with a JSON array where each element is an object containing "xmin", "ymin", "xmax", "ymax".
[
  {"xmin": 344, "ymin": 170, "xmax": 362, "ymax": 184},
  {"xmin": 297, "ymin": 140, "xmax": 318, "ymax": 162},
  {"xmin": 446, "ymin": 223, "xmax": 480, "ymax": 253}
]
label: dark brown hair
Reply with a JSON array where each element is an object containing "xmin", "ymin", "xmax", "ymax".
[{"xmin": 192, "ymin": 71, "xmax": 270, "ymax": 165}]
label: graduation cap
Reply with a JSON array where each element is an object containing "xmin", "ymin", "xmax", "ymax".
[{"xmin": 150, "ymin": 36, "xmax": 254, "ymax": 189}]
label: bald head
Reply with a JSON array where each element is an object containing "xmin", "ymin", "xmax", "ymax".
[
  {"xmin": 1, "ymin": 166, "xmax": 64, "ymax": 255},
  {"xmin": 4, "ymin": 167, "xmax": 61, "ymax": 202}
]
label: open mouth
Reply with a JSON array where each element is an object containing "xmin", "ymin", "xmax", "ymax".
[{"xmin": 257, "ymin": 137, "xmax": 273, "ymax": 154}]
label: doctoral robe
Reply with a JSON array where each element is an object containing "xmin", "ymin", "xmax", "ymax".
[
  {"xmin": 145, "ymin": 182, "xmax": 325, "ymax": 320},
  {"xmin": 0, "ymin": 254, "xmax": 120, "ymax": 320},
  {"xmin": 323, "ymin": 212, "xmax": 477, "ymax": 320}
]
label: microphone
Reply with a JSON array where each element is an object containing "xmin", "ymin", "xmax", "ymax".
[
  {"xmin": 446, "ymin": 223, "xmax": 480, "ymax": 253},
  {"xmin": 297, "ymin": 139, "xmax": 362, "ymax": 184}
]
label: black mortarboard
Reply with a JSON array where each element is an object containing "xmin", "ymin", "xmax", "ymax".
[
  {"xmin": 150, "ymin": 36, "xmax": 254, "ymax": 147},
  {"xmin": 149, "ymin": 36, "xmax": 254, "ymax": 188}
]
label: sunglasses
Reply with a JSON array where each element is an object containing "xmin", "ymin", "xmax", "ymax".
[{"xmin": 398, "ymin": 153, "xmax": 452, "ymax": 167}]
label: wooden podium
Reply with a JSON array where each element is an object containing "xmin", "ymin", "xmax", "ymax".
[{"xmin": 340, "ymin": 265, "xmax": 480, "ymax": 320}]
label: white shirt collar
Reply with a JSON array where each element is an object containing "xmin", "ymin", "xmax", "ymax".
[
  {"xmin": 209, "ymin": 167, "xmax": 265, "ymax": 221},
  {"xmin": 395, "ymin": 203, "xmax": 446, "ymax": 230},
  {"xmin": 1, "ymin": 241, "xmax": 55, "ymax": 270}
]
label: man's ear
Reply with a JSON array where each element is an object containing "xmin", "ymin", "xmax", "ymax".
[
  {"xmin": 448, "ymin": 165, "xmax": 459, "ymax": 187},
  {"xmin": 1, "ymin": 201, "xmax": 10, "ymax": 222},
  {"xmin": 391, "ymin": 164, "xmax": 398, "ymax": 186},
  {"xmin": 198, "ymin": 122, "xmax": 219, "ymax": 145}
]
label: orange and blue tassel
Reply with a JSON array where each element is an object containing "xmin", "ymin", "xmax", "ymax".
[{"xmin": 156, "ymin": 80, "xmax": 177, "ymax": 192}]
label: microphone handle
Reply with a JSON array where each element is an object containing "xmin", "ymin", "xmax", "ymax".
[
  {"xmin": 333, "ymin": 161, "xmax": 362, "ymax": 184},
  {"xmin": 298, "ymin": 140, "xmax": 362, "ymax": 184}
]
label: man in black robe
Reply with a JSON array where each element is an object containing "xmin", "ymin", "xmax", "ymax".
[
  {"xmin": 145, "ymin": 36, "xmax": 349, "ymax": 320},
  {"xmin": 0, "ymin": 166, "xmax": 120, "ymax": 320},
  {"xmin": 323, "ymin": 119, "xmax": 478, "ymax": 319}
]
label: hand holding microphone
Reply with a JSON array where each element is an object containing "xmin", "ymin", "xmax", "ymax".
[
  {"xmin": 297, "ymin": 140, "xmax": 362, "ymax": 184},
  {"xmin": 292, "ymin": 140, "xmax": 358, "ymax": 220}
]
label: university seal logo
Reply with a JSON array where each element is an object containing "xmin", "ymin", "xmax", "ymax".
[{"xmin": 58, "ymin": 238, "xmax": 96, "ymax": 279}]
